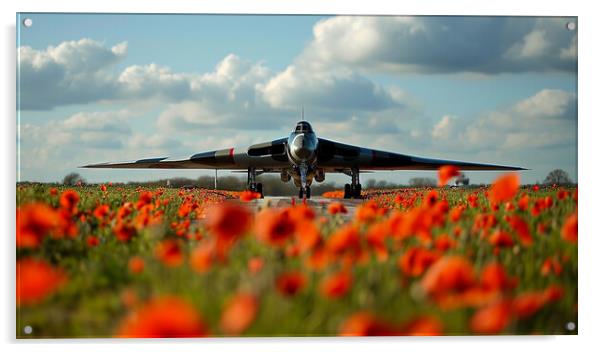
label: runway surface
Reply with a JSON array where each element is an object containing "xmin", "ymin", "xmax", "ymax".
[{"xmin": 250, "ymin": 196, "xmax": 364, "ymax": 216}]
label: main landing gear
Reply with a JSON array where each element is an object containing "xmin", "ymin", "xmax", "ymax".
[
  {"xmin": 247, "ymin": 167, "xmax": 264, "ymax": 198},
  {"xmin": 343, "ymin": 168, "xmax": 362, "ymax": 199}
]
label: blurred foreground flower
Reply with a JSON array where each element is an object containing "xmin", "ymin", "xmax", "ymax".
[
  {"xmin": 17, "ymin": 258, "xmax": 67, "ymax": 306},
  {"xmin": 339, "ymin": 312, "xmax": 443, "ymax": 336},
  {"xmin": 116, "ymin": 296, "xmax": 208, "ymax": 338},
  {"xmin": 220, "ymin": 293, "xmax": 259, "ymax": 335},
  {"xmin": 59, "ymin": 189, "xmax": 80, "ymax": 214},
  {"xmin": 438, "ymin": 165, "xmax": 460, "ymax": 187},
  {"xmin": 17, "ymin": 203, "xmax": 59, "ymax": 248},
  {"xmin": 205, "ymin": 202, "xmax": 252, "ymax": 260},
  {"xmin": 562, "ymin": 212, "xmax": 577, "ymax": 243},
  {"xmin": 255, "ymin": 208, "xmax": 296, "ymax": 247},
  {"xmin": 488, "ymin": 173, "xmax": 520, "ymax": 205},
  {"xmin": 155, "ymin": 239, "xmax": 184, "ymax": 267},
  {"xmin": 276, "ymin": 271, "xmax": 307, "ymax": 296},
  {"xmin": 239, "ymin": 190, "xmax": 261, "ymax": 202}
]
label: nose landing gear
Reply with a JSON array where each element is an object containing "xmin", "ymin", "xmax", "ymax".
[{"xmin": 299, "ymin": 186, "xmax": 311, "ymax": 199}]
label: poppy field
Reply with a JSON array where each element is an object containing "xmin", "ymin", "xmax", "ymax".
[{"xmin": 16, "ymin": 170, "xmax": 578, "ymax": 338}]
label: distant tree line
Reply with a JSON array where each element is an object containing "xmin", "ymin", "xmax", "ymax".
[{"xmin": 19, "ymin": 168, "xmax": 574, "ymax": 195}]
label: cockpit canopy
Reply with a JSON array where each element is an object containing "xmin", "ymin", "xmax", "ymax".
[{"xmin": 294, "ymin": 121, "xmax": 314, "ymax": 133}]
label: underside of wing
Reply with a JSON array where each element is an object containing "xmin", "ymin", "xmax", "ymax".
[
  {"xmin": 317, "ymin": 138, "xmax": 526, "ymax": 171},
  {"xmin": 81, "ymin": 149, "xmax": 244, "ymax": 169},
  {"xmin": 82, "ymin": 138, "xmax": 290, "ymax": 170}
]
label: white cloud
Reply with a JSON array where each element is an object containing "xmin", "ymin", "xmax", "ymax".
[
  {"xmin": 431, "ymin": 115, "xmax": 458, "ymax": 139},
  {"xmin": 513, "ymin": 89, "xmax": 575, "ymax": 118},
  {"xmin": 18, "ymin": 39, "xmax": 127, "ymax": 109},
  {"xmin": 296, "ymin": 16, "xmax": 577, "ymax": 75},
  {"xmin": 560, "ymin": 36, "xmax": 577, "ymax": 60},
  {"xmin": 20, "ymin": 109, "xmax": 135, "ymax": 153},
  {"xmin": 259, "ymin": 65, "xmax": 404, "ymax": 111},
  {"xmin": 506, "ymin": 29, "xmax": 548, "ymax": 59},
  {"xmin": 117, "ymin": 64, "xmax": 192, "ymax": 100},
  {"xmin": 432, "ymin": 89, "xmax": 577, "ymax": 151}
]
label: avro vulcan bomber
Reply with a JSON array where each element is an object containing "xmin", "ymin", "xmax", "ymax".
[{"xmin": 84, "ymin": 121, "xmax": 524, "ymax": 199}]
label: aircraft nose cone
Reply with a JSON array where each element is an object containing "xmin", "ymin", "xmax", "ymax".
[{"xmin": 290, "ymin": 134, "xmax": 315, "ymax": 161}]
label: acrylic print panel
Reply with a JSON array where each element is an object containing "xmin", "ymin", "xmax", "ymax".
[{"xmin": 16, "ymin": 13, "xmax": 578, "ymax": 338}]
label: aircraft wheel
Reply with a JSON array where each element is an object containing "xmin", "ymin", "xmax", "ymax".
[
  {"xmin": 354, "ymin": 184, "xmax": 362, "ymax": 199},
  {"xmin": 305, "ymin": 186, "xmax": 311, "ymax": 199},
  {"xmin": 344, "ymin": 184, "xmax": 351, "ymax": 199},
  {"xmin": 256, "ymin": 183, "xmax": 264, "ymax": 198}
]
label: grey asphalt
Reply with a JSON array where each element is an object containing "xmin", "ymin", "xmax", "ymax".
[{"xmin": 251, "ymin": 196, "xmax": 364, "ymax": 216}]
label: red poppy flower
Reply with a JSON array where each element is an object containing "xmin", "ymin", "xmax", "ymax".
[
  {"xmin": 507, "ymin": 215, "xmax": 533, "ymax": 247},
  {"xmin": 93, "ymin": 204, "xmax": 110, "ymax": 221},
  {"xmin": 512, "ymin": 292, "xmax": 546, "ymax": 319},
  {"xmin": 339, "ymin": 312, "xmax": 396, "ymax": 336},
  {"xmin": 305, "ymin": 247, "xmax": 330, "ymax": 271},
  {"xmin": 113, "ymin": 221, "xmax": 137, "ymax": 242},
  {"xmin": 517, "ymin": 194, "xmax": 530, "ymax": 211},
  {"xmin": 206, "ymin": 202, "xmax": 252, "ymax": 259},
  {"xmin": 421, "ymin": 256, "xmax": 476, "ymax": 298},
  {"xmin": 177, "ymin": 202, "xmax": 193, "ymax": 218},
  {"xmin": 434, "ymin": 234, "xmax": 456, "ymax": 252},
  {"xmin": 438, "ymin": 165, "xmax": 461, "ymax": 187},
  {"xmin": 17, "ymin": 258, "xmax": 67, "ymax": 306},
  {"xmin": 488, "ymin": 173, "xmax": 520, "ymax": 205},
  {"xmin": 205, "ymin": 202, "xmax": 252, "ymax": 240},
  {"xmin": 239, "ymin": 190, "xmax": 261, "ymax": 202},
  {"xmin": 449, "ymin": 205, "xmax": 465, "ymax": 223},
  {"xmin": 423, "ymin": 190, "xmax": 439, "ymax": 208},
  {"xmin": 128, "ymin": 256, "xmax": 145, "ymax": 274},
  {"xmin": 320, "ymin": 271, "xmax": 353, "ymax": 299},
  {"xmin": 59, "ymin": 189, "xmax": 80, "ymax": 213},
  {"xmin": 480, "ymin": 262, "xmax": 517, "ymax": 292},
  {"xmin": 470, "ymin": 300, "xmax": 512, "ymax": 334},
  {"xmin": 255, "ymin": 208, "xmax": 296, "ymax": 247},
  {"xmin": 219, "ymin": 293, "xmax": 259, "ymax": 335},
  {"xmin": 288, "ymin": 204, "xmax": 316, "ymax": 223},
  {"xmin": 328, "ymin": 202, "xmax": 348, "ymax": 215},
  {"xmin": 117, "ymin": 202, "xmax": 134, "ymax": 219},
  {"xmin": 190, "ymin": 242, "xmax": 214, "ymax": 274},
  {"xmin": 561, "ymin": 212, "xmax": 577, "ymax": 243},
  {"xmin": 296, "ymin": 220, "xmax": 321, "ymax": 252},
  {"xmin": 541, "ymin": 257, "xmax": 563, "ymax": 276},
  {"xmin": 155, "ymin": 239, "xmax": 184, "ymax": 267},
  {"xmin": 247, "ymin": 257, "xmax": 264, "ymax": 275},
  {"xmin": 488, "ymin": 230, "xmax": 514, "ymax": 248},
  {"xmin": 136, "ymin": 191, "xmax": 154, "ymax": 209},
  {"xmin": 86, "ymin": 235, "xmax": 100, "ymax": 247},
  {"xmin": 401, "ymin": 316, "xmax": 443, "ymax": 336},
  {"xmin": 17, "ymin": 203, "xmax": 59, "ymax": 248},
  {"xmin": 276, "ymin": 271, "xmax": 307, "ymax": 296},
  {"xmin": 325, "ymin": 224, "xmax": 361, "ymax": 258},
  {"xmin": 355, "ymin": 201, "xmax": 379, "ymax": 223},
  {"xmin": 398, "ymin": 247, "xmax": 440, "ymax": 277},
  {"xmin": 100, "ymin": 184, "xmax": 107, "ymax": 192},
  {"xmin": 543, "ymin": 284, "xmax": 565, "ymax": 302},
  {"xmin": 116, "ymin": 296, "xmax": 208, "ymax": 338}
]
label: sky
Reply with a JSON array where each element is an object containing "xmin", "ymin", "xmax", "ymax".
[{"xmin": 16, "ymin": 14, "xmax": 578, "ymax": 185}]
